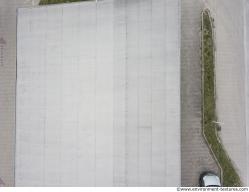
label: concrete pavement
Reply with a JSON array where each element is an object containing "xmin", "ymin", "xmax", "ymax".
[
  {"xmin": 0, "ymin": 0, "xmax": 39, "ymax": 186},
  {"xmin": 3, "ymin": 0, "xmax": 247, "ymax": 187},
  {"xmin": 16, "ymin": 0, "xmax": 180, "ymax": 186}
]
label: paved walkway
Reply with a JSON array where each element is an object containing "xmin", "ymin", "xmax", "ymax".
[
  {"xmin": 181, "ymin": 0, "xmax": 219, "ymax": 186},
  {"xmin": 0, "ymin": 0, "xmax": 39, "ymax": 187}
]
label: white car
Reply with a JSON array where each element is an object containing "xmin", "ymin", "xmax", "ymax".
[{"xmin": 199, "ymin": 172, "xmax": 221, "ymax": 187}]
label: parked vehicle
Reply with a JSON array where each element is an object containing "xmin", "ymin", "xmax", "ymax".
[{"xmin": 199, "ymin": 172, "xmax": 221, "ymax": 187}]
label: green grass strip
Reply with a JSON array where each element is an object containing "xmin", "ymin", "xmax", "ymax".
[
  {"xmin": 39, "ymin": 0, "xmax": 92, "ymax": 5},
  {"xmin": 202, "ymin": 9, "xmax": 242, "ymax": 187}
]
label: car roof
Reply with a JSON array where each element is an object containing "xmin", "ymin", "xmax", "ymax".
[{"xmin": 203, "ymin": 174, "xmax": 221, "ymax": 187}]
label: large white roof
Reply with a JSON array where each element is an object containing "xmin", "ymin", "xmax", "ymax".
[{"xmin": 16, "ymin": 0, "xmax": 180, "ymax": 186}]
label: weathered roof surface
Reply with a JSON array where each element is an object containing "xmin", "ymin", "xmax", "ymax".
[
  {"xmin": 0, "ymin": 177, "xmax": 5, "ymax": 187},
  {"xmin": 16, "ymin": 0, "xmax": 180, "ymax": 186},
  {"xmin": 0, "ymin": 38, "xmax": 6, "ymax": 45}
]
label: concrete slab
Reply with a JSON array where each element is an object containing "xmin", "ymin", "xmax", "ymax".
[
  {"xmin": 244, "ymin": 0, "xmax": 249, "ymax": 186},
  {"xmin": 16, "ymin": 0, "xmax": 180, "ymax": 186},
  {"xmin": 0, "ymin": 0, "xmax": 38, "ymax": 187}
]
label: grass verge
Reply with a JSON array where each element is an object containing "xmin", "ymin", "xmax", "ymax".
[
  {"xmin": 202, "ymin": 9, "xmax": 242, "ymax": 187},
  {"xmin": 39, "ymin": 0, "xmax": 92, "ymax": 5}
]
